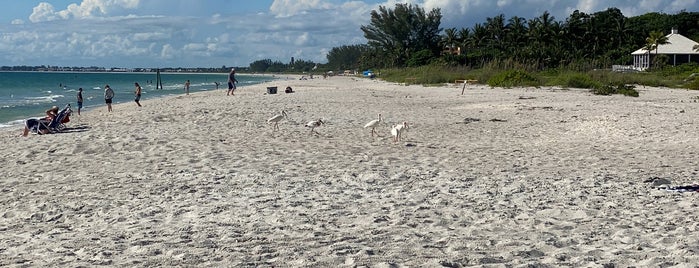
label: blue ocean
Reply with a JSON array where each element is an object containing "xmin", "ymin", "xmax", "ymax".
[{"xmin": 0, "ymin": 72, "xmax": 274, "ymax": 127}]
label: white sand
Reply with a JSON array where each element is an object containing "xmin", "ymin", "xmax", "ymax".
[{"xmin": 2, "ymin": 76, "xmax": 699, "ymax": 266}]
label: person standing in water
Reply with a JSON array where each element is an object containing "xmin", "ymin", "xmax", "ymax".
[
  {"xmin": 134, "ymin": 82, "xmax": 142, "ymax": 107},
  {"xmin": 184, "ymin": 80, "xmax": 190, "ymax": 95}
]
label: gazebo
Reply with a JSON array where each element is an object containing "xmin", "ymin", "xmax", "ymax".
[{"xmin": 631, "ymin": 28, "xmax": 699, "ymax": 71}]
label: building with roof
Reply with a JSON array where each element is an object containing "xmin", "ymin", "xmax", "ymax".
[{"xmin": 631, "ymin": 28, "xmax": 699, "ymax": 71}]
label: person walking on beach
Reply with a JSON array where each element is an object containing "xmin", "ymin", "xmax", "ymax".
[
  {"xmin": 104, "ymin": 85, "xmax": 114, "ymax": 112},
  {"xmin": 184, "ymin": 80, "xmax": 191, "ymax": 95},
  {"xmin": 134, "ymin": 82, "xmax": 142, "ymax": 107},
  {"xmin": 227, "ymin": 68, "xmax": 238, "ymax": 96},
  {"xmin": 77, "ymin": 88, "xmax": 84, "ymax": 115}
]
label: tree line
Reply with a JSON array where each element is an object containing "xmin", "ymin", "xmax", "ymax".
[{"xmin": 250, "ymin": 4, "xmax": 699, "ymax": 73}]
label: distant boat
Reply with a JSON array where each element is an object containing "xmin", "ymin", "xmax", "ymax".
[{"xmin": 93, "ymin": 87, "xmax": 101, "ymax": 90}]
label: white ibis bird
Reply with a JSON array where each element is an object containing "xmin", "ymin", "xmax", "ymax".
[
  {"xmin": 305, "ymin": 118, "xmax": 324, "ymax": 134},
  {"xmin": 395, "ymin": 121, "xmax": 409, "ymax": 138},
  {"xmin": 267, "ymin": 110, "xmax": 288, "ymax": 131},
  {"xmin": 363, "ymin": 113, "xmax": 383, "ymax": 137},
  {"xmin": 391, "ymin": 121, "xmax": 409, "ymax": 142}
]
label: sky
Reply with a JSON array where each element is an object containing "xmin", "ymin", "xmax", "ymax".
[{"xmin": 0, "ymin": 0, "xmax": 696, "ymax": 68}]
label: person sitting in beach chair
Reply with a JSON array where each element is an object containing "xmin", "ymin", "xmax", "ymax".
[{"xmin": 22, "ymin": 104, "xmax": 72, "ymax": 136}]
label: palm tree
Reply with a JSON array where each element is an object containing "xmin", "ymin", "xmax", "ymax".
[
  {"xmin": 441, "ymin": 28, "xmax": 459, "ymax": 55},
  {"xmin": 645, "ymin": 30, "xmax": 670, "ymax": 68},
  {"xmin": 469, "ymin": 23, "xmax": 489, "ymax": 66},
  {"xmin": 642, "ymin": 43, "xmax": 654, "ymax": 70},
  {"xmin": 485, "ymin": 14, "xmax": 506, "ymax": 55},
  {"xmin": 457, "ymin": 27, "xmax": 470, "ymax": 54}
]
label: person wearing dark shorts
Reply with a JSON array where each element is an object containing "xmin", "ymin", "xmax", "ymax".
[
  {"xmin": 77, "ymin": 87, "xmax": 84, "ymax": 115},
  {"xmin": 227, "ymin": 68, "xmax": 238, "ymax": 96},
  {"xmin": 104, "ymin": 85, "xmax": 114, "ymax": 112},
  {"xmin": 134, "ymin": 82, "xmax": 142, "ymax": 107}
]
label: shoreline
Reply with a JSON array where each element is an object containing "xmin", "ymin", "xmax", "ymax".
[
  {"xmin": 2, "ymin": 76, "xmax": 699, "ymax": 266},
  {"xmin": 0, "ymin": 73, "xmax": 287, "ymax": 129}
]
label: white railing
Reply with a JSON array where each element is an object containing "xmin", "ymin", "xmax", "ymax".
[{"xmin": 612, "ymin": 65, "xmax": 642, "ymax": 72}]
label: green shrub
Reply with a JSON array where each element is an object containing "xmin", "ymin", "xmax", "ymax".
[
  {"xmin": 406, "ymin": 49, "xmax": 435, "ymax": 67},
  {"xmin": 687, "ymin": 78, "xmax": 699, "ymax": 90},
  {"xmin": 555, "ymin": 73, "xmax": 601, "ymax": 89},
  {"xmin": 487, "ymin": 70, "xmax": 540, "ymax": 88},
  {"xmin": 380, "ymin": 65, "xmax": 472, "ymax": 85},
  {"xmin": 591, "ymin": 83, "xmax": 639, "ymax": 97}
]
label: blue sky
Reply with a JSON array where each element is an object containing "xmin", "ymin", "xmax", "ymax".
[{"xmin": 0, "ymin": 0, "xmax": 696, "ymax": 68}]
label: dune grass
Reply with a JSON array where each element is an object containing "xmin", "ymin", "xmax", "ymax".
[{"xmin": 371, "ymin": 63, "xmax": 699, "ymax": 96}]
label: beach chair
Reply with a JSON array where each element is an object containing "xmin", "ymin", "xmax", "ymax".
[
  {"xmin": 26, "ymin": 104, "xmax": 72, "ymax": 135},
  {"xmin": 47, "ymin": 104, "xmax": 72, "ymax": 132}
]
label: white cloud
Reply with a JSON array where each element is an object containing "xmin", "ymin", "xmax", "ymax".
[
  {"xmin": 160, "ymin": 44, "xmax": 175, "ymax": 60},
  {"xmin": 294, "ymin": 32, "xmax": 311, "ymax": 46},
  {"xmin": 29, "ymin": 3, "xmax": 61, "ymax": 22},
  {"xmin": 269, "ymin": 0, "xmax": 334, "ymax": 17},
  {"xmin": 132, "ymin": 32, "xmax": 171, "ymax": 42},
  {"xmin": 1, "ymin": 0, "xmax": 697, "ymax": 68},
  {"xmin": 183, "ymin": 43, "xmax": 207, "ymax": 51},
  {"xmin": 29, "ymin": 0, "xmax": 141, "ymax": 22}
]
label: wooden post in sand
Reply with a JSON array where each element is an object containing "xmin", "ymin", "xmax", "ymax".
[
  {"xmin": 156, "ymin": 69, "xmax": 163, "ymax": 89},
  {"xmin": 458, "ymin": 79, "xmax": 478, "ymax": 95}
]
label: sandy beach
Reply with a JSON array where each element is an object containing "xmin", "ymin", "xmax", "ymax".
[{"xmin": 2, "ymin": 75, "xmax": 699, "ymax": 267}]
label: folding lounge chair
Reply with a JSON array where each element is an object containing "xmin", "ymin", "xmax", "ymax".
[
  {"xmin": 26, "ymin": 104, "xmax": 72, "ymax": 135},
  {"xmin": 47, "ymin": 104, "xmax": 72, "ymax": 133}
]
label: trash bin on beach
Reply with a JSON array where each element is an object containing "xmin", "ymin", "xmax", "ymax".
[{"xmin": 267, "ymin": 86, "xmax": 278, "ymax": 94}]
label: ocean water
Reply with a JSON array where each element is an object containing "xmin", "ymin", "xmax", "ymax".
[{"xmin": 0, "ymin": 72, "xmax": 274, "ymax": 127}]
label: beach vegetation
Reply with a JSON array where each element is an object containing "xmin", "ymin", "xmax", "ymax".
[
  {"xmin": 222, "ymin": 5, "xmax": 699, "ymax": 95},
  {"xmin": 360, "ymin": 3, "xmax": 442, "ymax": 68},
  {"xmin": 370, "ymin": 63, "xmax": 699, "ymax": 93},
  {"xmin": 290, "ymin": 59, "xmax": 318, "ymax": 72},
  {"xmin": 379, "ymin": 65, "xmax": 468, "ymax": 85},
  {"xmin": 487, "ymin": 70, "xmax": 540, "ymax": 88},
  {"xmin": 326, "ymin": 45, "xmax": 369, "ymax": 71},
  {"xmin": 591, "ymin": 83, "xmax": 639, "ymax": 97},
  {"xmin": 406, "ymin": 49, "xmax": 436, "ymax": 67},
  {"xmin": 307, "ymin": 4, "xmax": 699, "ymax": 92},
  {"xmin": 645, "ymin": 30, "xmax": 671, "ymax": 69},
  {"xmin": 249, "ymin": 59, "xmax": 286, "ymax": 73},
  {"xmin": 547, "ymin": 72, "xmax": 601, "ymax": 89},
  {"xmin": 689, "ymin": 80, "xmax": 699, "ymax": 90}
]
